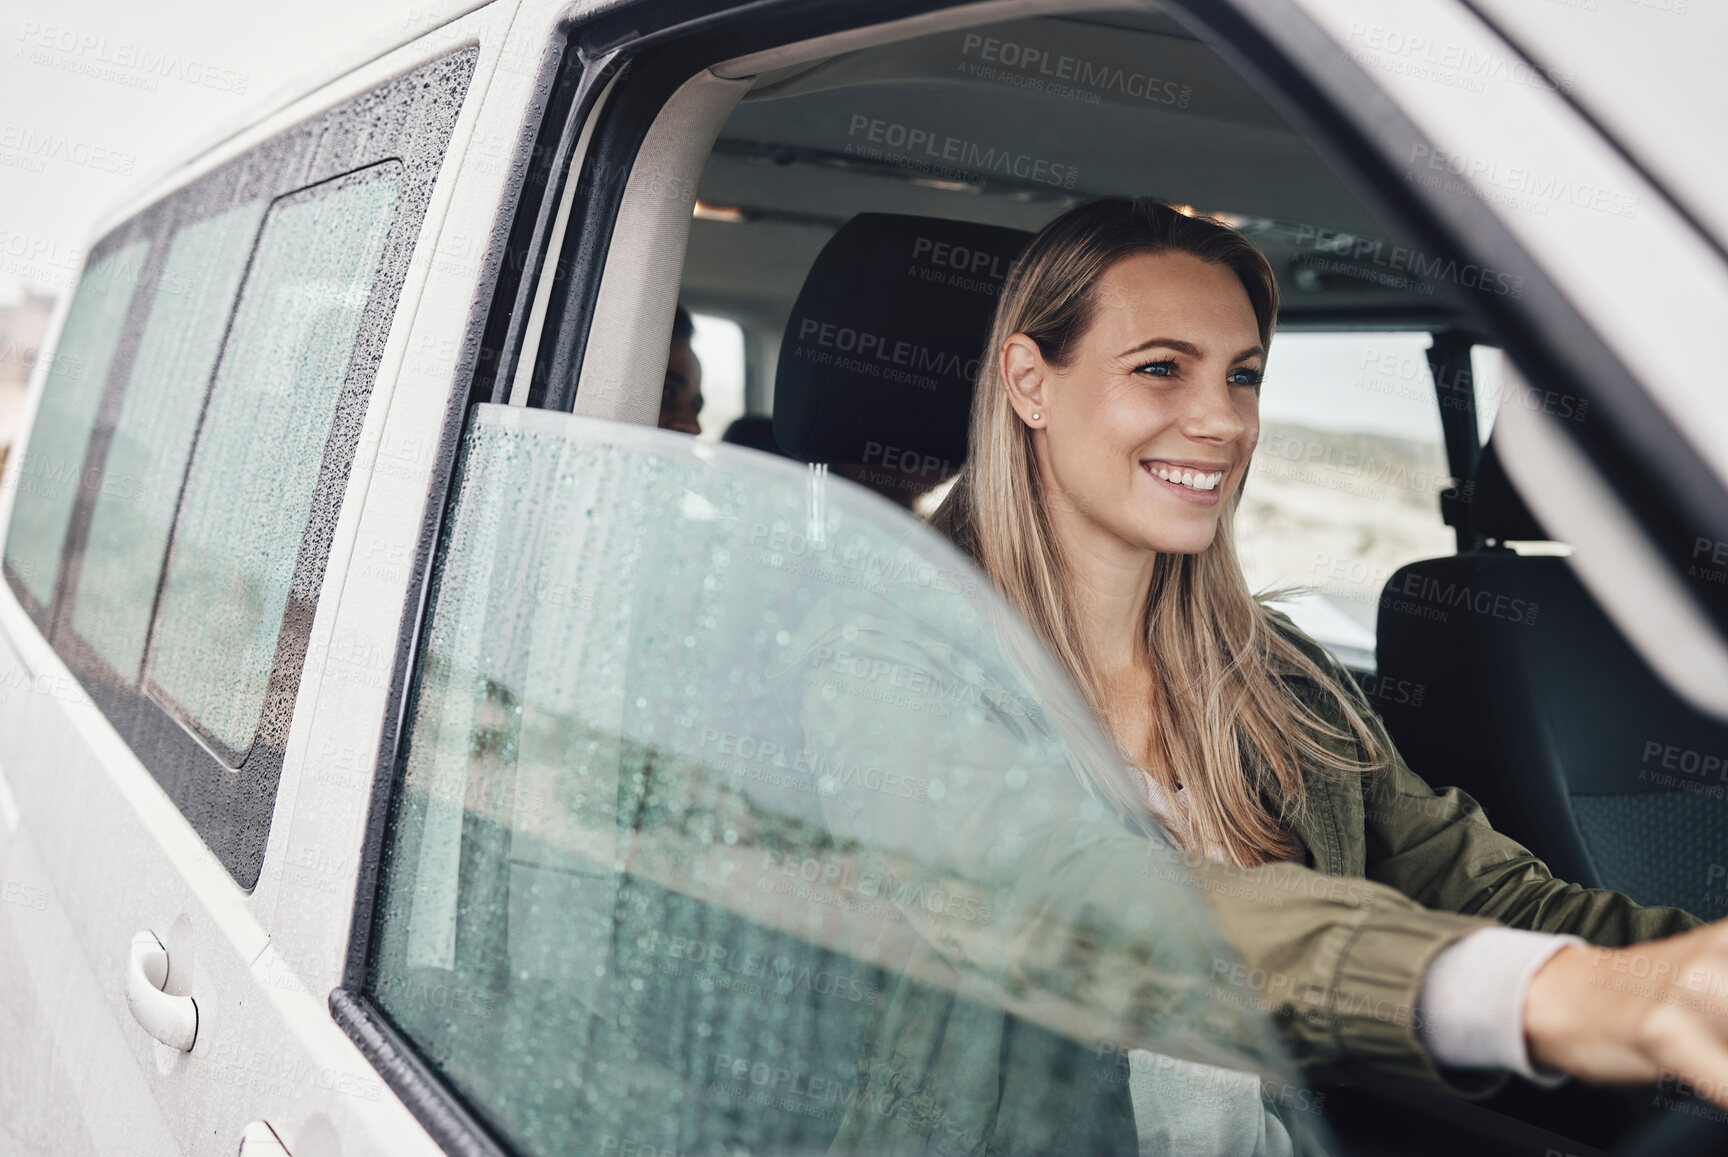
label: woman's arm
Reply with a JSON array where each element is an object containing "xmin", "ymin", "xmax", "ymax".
[{"xmin": 1271, "ymin": 611, "xmax": 1728, "ymax": 1100}]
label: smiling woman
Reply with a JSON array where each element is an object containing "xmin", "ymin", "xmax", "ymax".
[
  {"xmin": 932, "ymin": 197, "xmax": 1320, "ymax": 864},
  {"xmin": 925, "ymin": 196, "xmax": 1725, "ymax": 1144}
]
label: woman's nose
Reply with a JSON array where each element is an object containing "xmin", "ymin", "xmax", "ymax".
[{"xmin": 1180, "ymin": 376, "xmax": 1248, "ymax": 442}]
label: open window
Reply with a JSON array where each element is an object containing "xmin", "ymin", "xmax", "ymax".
[
  {"xmin": 342, "ymin": 2, "xmax": 1728, "ymax": 1155},
  {"xmin": 523, "ymin": 6, "xmax": 1495, "ymax": 673}
]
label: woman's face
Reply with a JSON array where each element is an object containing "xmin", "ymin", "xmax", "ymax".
[{"xmin": 1004, "ymin": 250, "xmax": 1265, "ymax": 559}]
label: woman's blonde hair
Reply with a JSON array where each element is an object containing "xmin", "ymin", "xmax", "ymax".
[{"xmin": 933, "ymin": 197, "xmax": 1389, "ymax": 867}]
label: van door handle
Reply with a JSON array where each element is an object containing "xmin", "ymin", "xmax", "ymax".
[
  {"xmin": 237, "ymin": 1121, "xmax": 291, "ymax": 1156},
  {"xmin": 124, "ymin": 930, "xmax": 198, "ymax": 1051}
]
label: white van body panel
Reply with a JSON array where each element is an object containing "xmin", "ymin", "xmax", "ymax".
[
  {"xmin": 1296, "ymin": 0, "xmax": 1728, "ymax": 489},
  {"xmin": 4, "ymin": 0, "xmax": 1725, "ymax": 1152},
  {"xmin": 0, "ymin": 3, "xmax": 521, "ymax": 1153}
]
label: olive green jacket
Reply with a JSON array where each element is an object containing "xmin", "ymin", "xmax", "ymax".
[
  {"xmin": 805, "ymin": 605, "xmax": 1702, "ymax": 1155},
  {"xmin": 1207, "ymin": 610, "xmax": 1702, "ymax": 1095}
]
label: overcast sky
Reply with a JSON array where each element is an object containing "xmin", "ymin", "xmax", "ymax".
[{"xmin": 0, "ymin": 0, "xmax": 470, "ymax": 304}]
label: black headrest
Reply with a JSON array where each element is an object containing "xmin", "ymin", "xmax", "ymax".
[
  {"xmin": 1471, "ymin": 431, "xmax": 1548, "ymax": 542},
  {"xmin": 721, "ymin": 415, "xmax": 790, "ymax": 457},
  {"xmin": 773, "ymin": 213, "xmax": 1032, "ymax": 466}
]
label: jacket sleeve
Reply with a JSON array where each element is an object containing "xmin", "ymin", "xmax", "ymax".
[
  {"xmin": 1192, "ymin": 609, "xmax": 1703, "ymax": 1097},
  {"xmin": 1178, "ymin": 853, "xmax": 1500, "ymax": 1094}
]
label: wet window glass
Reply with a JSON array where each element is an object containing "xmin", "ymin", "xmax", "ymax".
[
  {"xmin": 3, "ymin": 240, "xmax": 150, "ymax": 607},
  {"xmin": 367, "ymin": 405, "xmax": 1326, "ymax": 1157},
  {"xmin": 146, "ymin": 167, "xmax": 399, "ymax": 759},
  {"xmin": 70, "ymin": 201, "xmax": 268, "ymax": 681}
]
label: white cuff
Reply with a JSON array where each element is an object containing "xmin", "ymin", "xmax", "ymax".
[{"xmin": 1416, "ymin": 926, "xmax": 1587, "ymax": 1083}]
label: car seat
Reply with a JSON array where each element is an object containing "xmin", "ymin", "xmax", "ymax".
[{"xmin": 1373, "ymin": 432, "xmax": 1728, "ymax": 920}]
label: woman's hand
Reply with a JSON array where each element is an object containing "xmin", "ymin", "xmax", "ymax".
[{"xmin": 1525, "ymin": 920, "xmax": 1728, "ymax": 1106}]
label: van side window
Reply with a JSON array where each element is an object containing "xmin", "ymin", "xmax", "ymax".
[
  {"xmin": 1237, "ymin": 332, "xmax": 1455, "ymax": 671},
  {"xmin": 4, "ymin": 240, "xmax": 151, "ymax": 609},
  {"xmin": 7, "ymin": 46, "xmax": 477, "ymax": 888},
  {"xmin": 70, "ymin": 201, "xmax": 268, "ymax": 681},
  {"xmin": 364, "ymin": 406, "xmax": 1295, "ymax": 1157},
  {"xmin": 147, "ymin": 168, "xmax": 400, "ymax": 761}
]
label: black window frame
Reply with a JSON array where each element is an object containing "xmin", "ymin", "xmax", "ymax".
[
  {"xmin": 3, "ymin": 46, "xmax": 480, "ymax": 890},
  {"xmin": 331, "ymin": 1, "xmax": 1728, "ymax": 1153}
]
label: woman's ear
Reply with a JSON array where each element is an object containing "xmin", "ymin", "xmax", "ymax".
[{"xmin": 1001, "ymin": 334, "xmax": 1047, "ymax": 427}]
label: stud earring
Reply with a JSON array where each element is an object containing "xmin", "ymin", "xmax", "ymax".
[{"xmin": 1030, "ymin": 412, "xmax": 1041, "ymax": 421}]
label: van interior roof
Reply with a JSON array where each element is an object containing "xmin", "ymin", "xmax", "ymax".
[{"xmin": 682, "ymin": 8, "xmax": 1473, "ymax": 342}]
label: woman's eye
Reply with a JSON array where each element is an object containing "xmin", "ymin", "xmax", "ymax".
[
  {"xmin": 1135, "ymin": 359, "xmax": 1178, "ymax": 378},
  {"xmin": 1229, "ymin": 368, "xmax": 1266, "ymax": 389}
]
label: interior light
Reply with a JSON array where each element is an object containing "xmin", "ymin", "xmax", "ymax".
[
  {"xmin": 907, "ymin": 177, "xmax": 976, "ymax": 192},
  {"xmin": 693, "ymin": 201, "xmax": 748, "ymax": 222}
]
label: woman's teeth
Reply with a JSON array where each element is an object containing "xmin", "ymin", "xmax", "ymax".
[{"xmin": 1147, "ymin": 464, "xmax": 1223, "ymax": 492}]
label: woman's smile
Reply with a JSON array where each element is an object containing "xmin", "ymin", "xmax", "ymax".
[{"xmin": 1140, "ymin": 458, "xmax": 1228, "ymax": 505}]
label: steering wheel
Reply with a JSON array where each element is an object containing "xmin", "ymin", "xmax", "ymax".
[{"xmin": 1613, "ymin": 1091, "xmax": 1728, "ymax": 1157}]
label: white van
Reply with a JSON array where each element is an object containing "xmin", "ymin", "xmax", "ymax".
[{"xmin": 2, "ymin": 0, "xmax": 1726, "ymax": 1154}]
